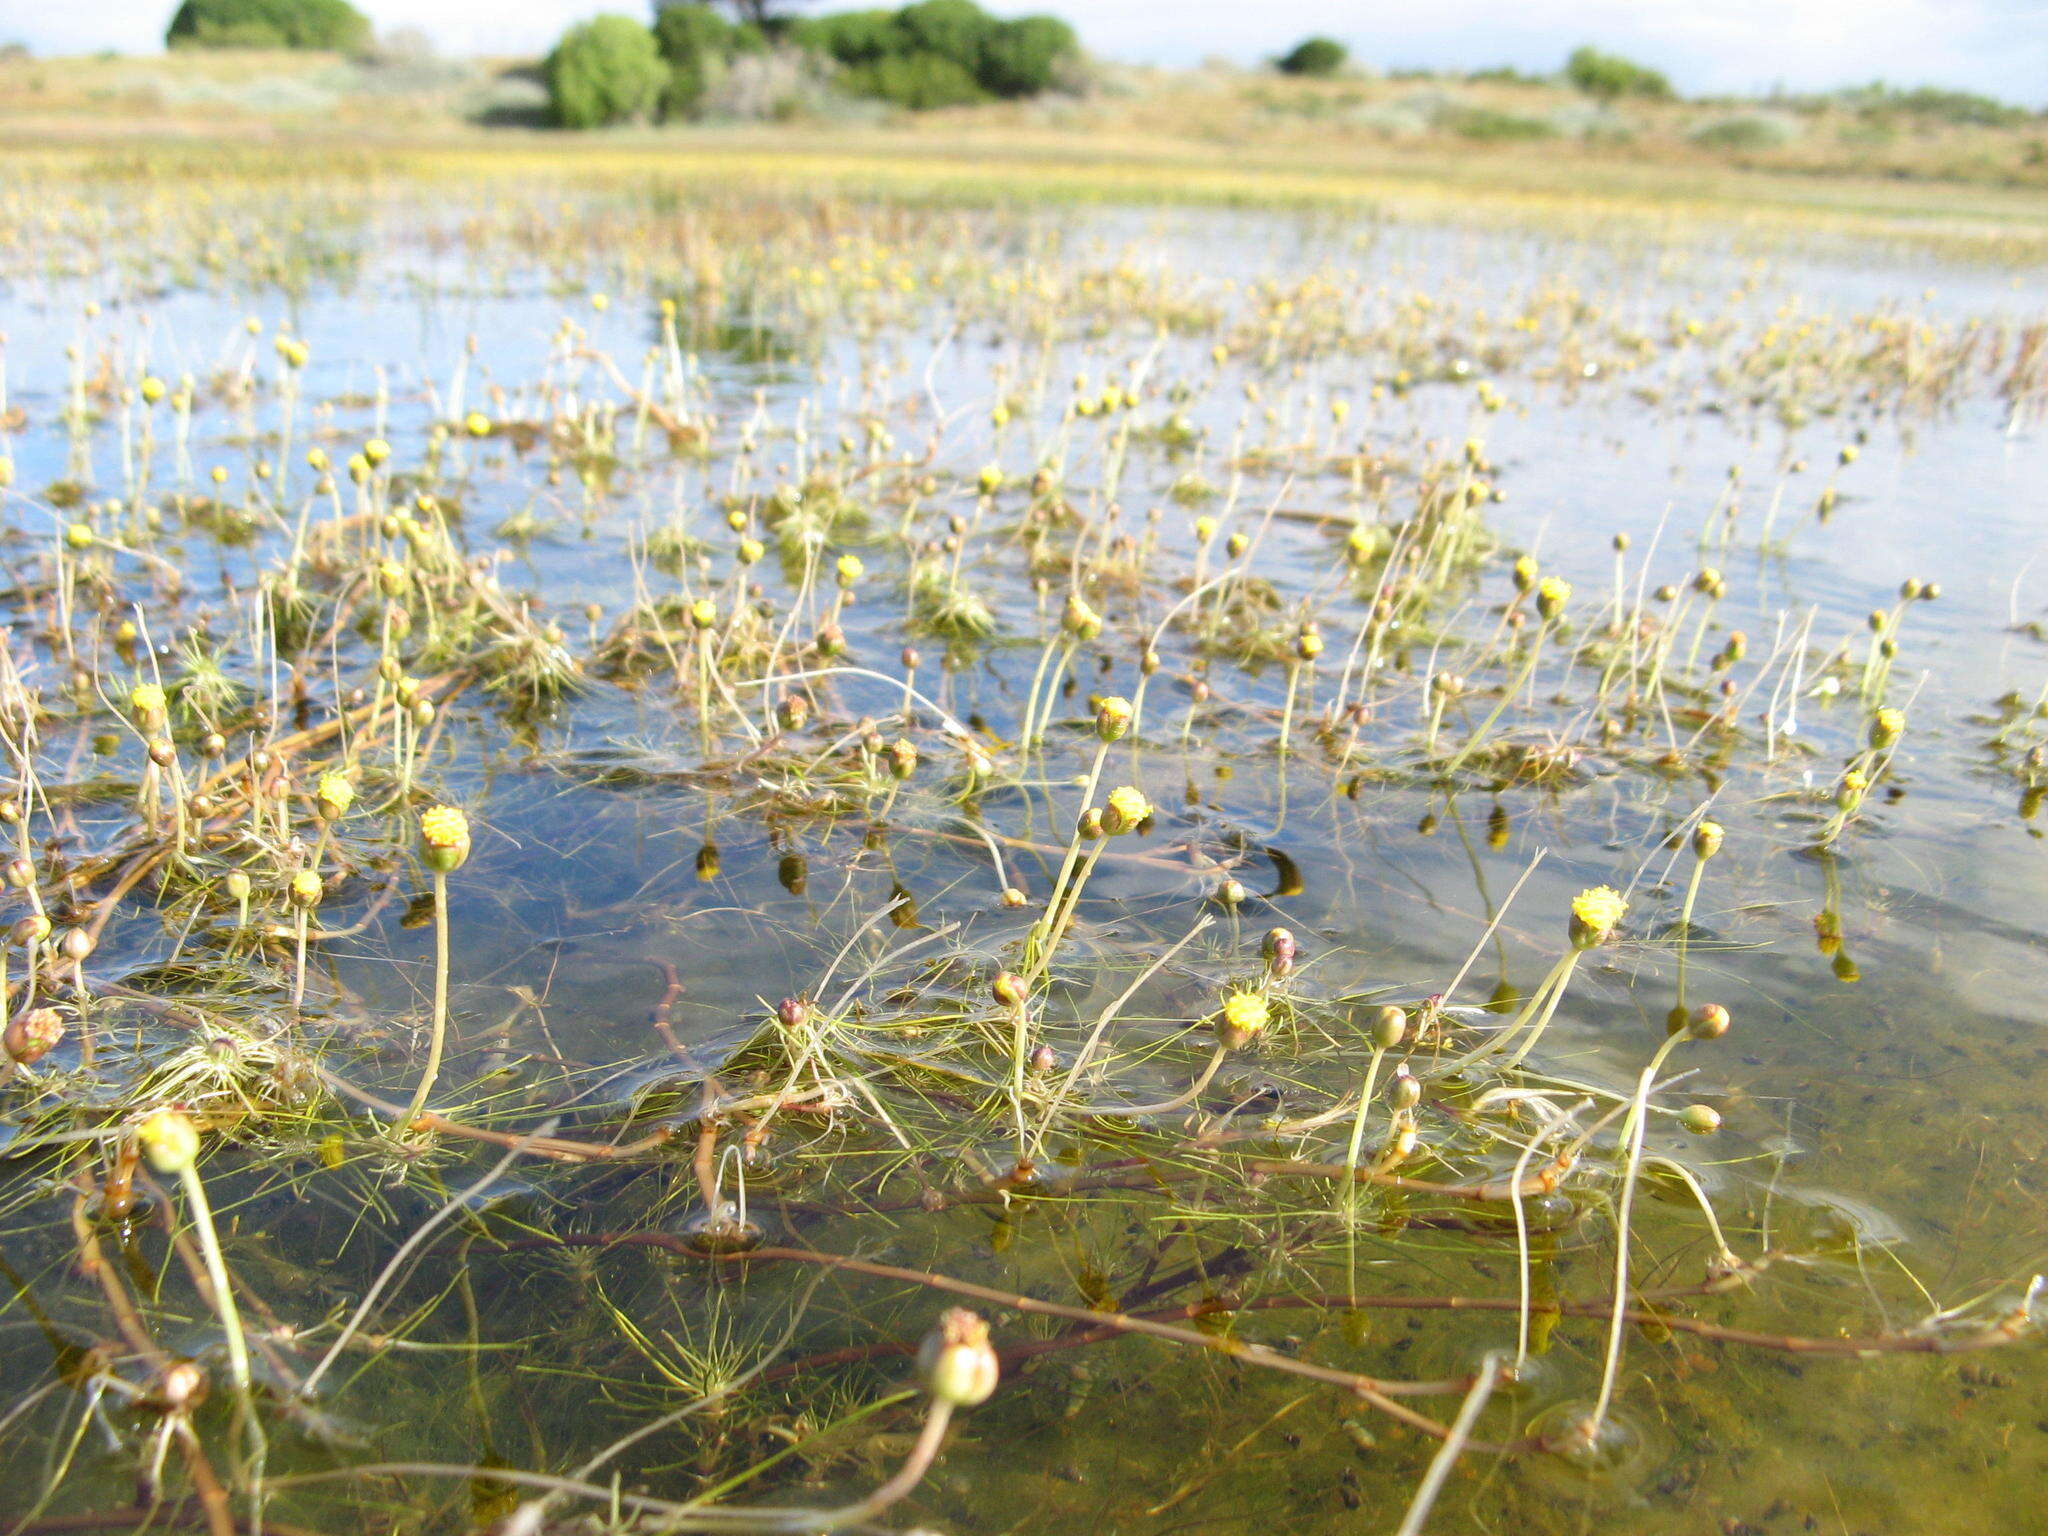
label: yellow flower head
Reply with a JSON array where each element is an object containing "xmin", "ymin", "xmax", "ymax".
[
  {"xmin": 289, "ymin": 869, "xmax": 324, "ymax": 909},
  {"xmin": 835, "ymin": 553, "xmax": 864, "ymax": 587},
  {"xmin": 130, "ymin": 683, "xmax": 167, "ymax": 721},
  {"xmin": 1219, "ymin": 989, "xmax": 1269, "ymax": 1045},
  {"xmin": 1101, "ymin": 785, "xmax": 1152, "ymax": 835},
  {"xmin": 1512, "ymin": 554, "xmax": 1539, "ymax": 592},
  {"xmin": 1568, "ymin": 885, "xmax": 1626, "ymax": 950},
  {"xmin": 420, "ymin": 805, "xmax": 472, "ymax": 873},
  {"xmin": 464, "ymin": 411, "xmax": 492, "ymax": 438},
  {"xmin": 1869, "ymin": 707, "xmax": 1905, "ymax": 750},
  {"xmin": 315, "ymin": 771, "xmax": 354, "ymax": 819},
  {"xmin": 1536, "ymin": 576, "xmax": 1571, "ymax": 621}
]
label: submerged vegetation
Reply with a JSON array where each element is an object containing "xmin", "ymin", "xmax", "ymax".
[{"xmin": 0, "ymin": 138, "xmax": 2044, "ymax": 1536}]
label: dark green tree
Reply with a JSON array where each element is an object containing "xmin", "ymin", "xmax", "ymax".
[
  {"xmin": 894, "ymin": 0, "xmax": 994, "ymax": 71},
  {"xmin": 1275, "ymin": 36, "xmax": 1346, "ymax": 78},
  {"xmin": 978, "ymin": 15, "xmax": 1077, "ymax": 98}
]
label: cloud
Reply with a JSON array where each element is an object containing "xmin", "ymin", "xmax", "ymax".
[{"xmin": 10, "ymin": 0, "xmax": 2047, "ymax": 106}]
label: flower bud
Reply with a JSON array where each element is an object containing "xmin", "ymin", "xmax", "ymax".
[
  {"xmin": 777, "ymin": 997, "xmax": 809, "ymax": 1029},
  {"xmin": 1095, "ymin": 695, "xmax": 1133, "ymax": 742},
  {"xmin": 1535, "ymin": 576, "xmax": 1570, "ymax": 622},
  {"xmin": 1679, "ymin": 1104, "xmax": 1722, "ymax": 1135},
  {"xmin": 1686, "ymin": 1003, "xmax": 1730, "ymax": 1040},
  {"xmin": 288, "ymin": 870, "xmax": 323, "ymax": 910},
  {"xmin": 1061, "ymin": 594, "xmax": 1102, "ymax": 640},
  {"xmin": 1691, "ymin": 820, "xmax": 1724, "ymax": 861},
  {"xmin": 1261, "ymin": 926, "xmax": 1297, "ymax": 977},
  {"xmin": 136, "ymin": 1108, "xmax": 200, "ymax": 1175},
  {"xmin": 1371, "ymin": 1005, "xmax": 1407, "ymax": 1050},
  {"xmin": 992, "ymin": 972, "xmax": 1028, "ymax": 1008},
  {"xmin": 917, "ymin": 1308, "xmax": 999, "ymax": 1408},
  {"xmin": 1387, "ymin": 1067, "xmax": 1421, "ymax": 1110},
  {"xmin": 1868, "ymin": 707, "xmax": 1904, "ymax": 751},
  {"xmin": 5, "ymin": 1007, "xmax": 65, "ymax": 1066}
]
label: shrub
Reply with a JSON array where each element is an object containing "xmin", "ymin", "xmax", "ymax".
[
  {"xmin": 846, "ymin": 50, "xmax": 984, "ymax": 109},
  {"xmin": 545, "ymin": 15, "xmax": 667, "ymax": 128},
  {"xmin": 1853, "ymin": 83, "xmax": 2029, "ymax": 128},
  {"xmin": 1276, "ymin": 37, "xmax": 1346, "ymax": 78},
  {"xmin": 793, "ymin": 1, "xmax": 1076, "ymax": 108},
  {"xmin": 978, "ymin": 15, "xmax": 1076, "ymax": 98},
  {"xmin": 1692, "ymin": 113, "xmax": 1796, "ymax": 151},
  {"xmin": 165, "ymin": 0, "xmax": 370, "ymax": 51},
  {"xmin": 1448, "ymin": 106, "xmax": 1557, "ymax": 142},
  {"xmin": 1564, "ymin": 45, "xmax": 1671, "ymax": 102}
]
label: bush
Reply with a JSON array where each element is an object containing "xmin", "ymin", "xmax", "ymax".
[
  {"xmin": 792, "ymin": 0, "xmax": 1075, "ymax": 108},
  {"xmin": 978, "ymin": 15, "xmax": 1077, "ymax": 98},
  {"xmin": 1692, "ymin": 113, "xmax": 1796, "ymax": 151},
  {"xmin": 165, "ymin": 0, "xmax": 370, "ymax": 51},
  {"xmin": 545, "ymin": 15, "xmax": 667, "ymax": 128},
  {"xmin": 1276, "ymin": 37, "xmax": 1346, "ymax": 78},
  {"xmin": 1564, "ymin": 45, "xmax": 1671, "ymax": 102},
  {"xmin": 1854, "ymin": 83, "xmax": 2029, "ymax": 128},
  {"xmin": 1448, "ymin": 106, "xmax": 1557, "ymax": 142},
  {"xmin": 846, "ymin": 50, "xmax": 984, "ymax": 109}
]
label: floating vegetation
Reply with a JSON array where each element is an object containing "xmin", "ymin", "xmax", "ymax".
[{"xmin": 0, "ymin": 151, "xmax": 2044, "ymax": 1536}]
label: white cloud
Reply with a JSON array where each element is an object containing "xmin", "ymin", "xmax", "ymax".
[{"xmin": 9, "ymin": 0, "xmax": 2046, "ymax": 105}]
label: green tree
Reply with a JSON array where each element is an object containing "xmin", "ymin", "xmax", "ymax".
[
  {"xmin": 894, "ymin": 0, "xmax": 994, "ymax": 72},
  {"xmin": 792, "ymin": 9, "xmax": 900, "ymax": 66},
  {"xmin": 978, "ymin": 15, "xmax": 1077, "ymax": 98},
  {"xmin": 545, "ymin": 15, "xmax": 668, "ymax": 128},
  {"xmin": 165, "ymin": 0, "xmax": 371, "ymax": 51},
  {"xmin": 653, "ymin": 2, "xmax": 736, "ymax": 115},
  {"xmin": 1564, "ymin": 45, "xmax": 1672, "ymax": 101},
  {"xmin": 1275, "ymin": 36, "xmax": 1346, "ymax": 78}
]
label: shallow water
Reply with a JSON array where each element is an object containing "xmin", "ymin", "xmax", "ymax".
[{"xmin": 1, "ymin": 177, "xmax": 2045, "ymax": 1534}]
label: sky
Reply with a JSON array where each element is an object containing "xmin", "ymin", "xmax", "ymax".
[{"xmin": 8, "ymin": 0, "xmax": 2047, "ymax": 106}]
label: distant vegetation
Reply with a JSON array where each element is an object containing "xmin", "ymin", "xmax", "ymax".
[
  {"xmin": 165, "ymin": 0, "xmax": 369, "ymax": 51},
  {"xmin": 1275, "ymin": 37, "xmax": 1347, "ymax": 79},
  {"xmin": 540, "ymin": 0, "xmax": 1081, "ymax": 124},
  {"xmin": 1564, "ymin": 45, "xmax": 1672, "ymax": 102},
  {"xmin": 793, "ymin": 2, "xmax": 1080, "ymax": 106}
]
